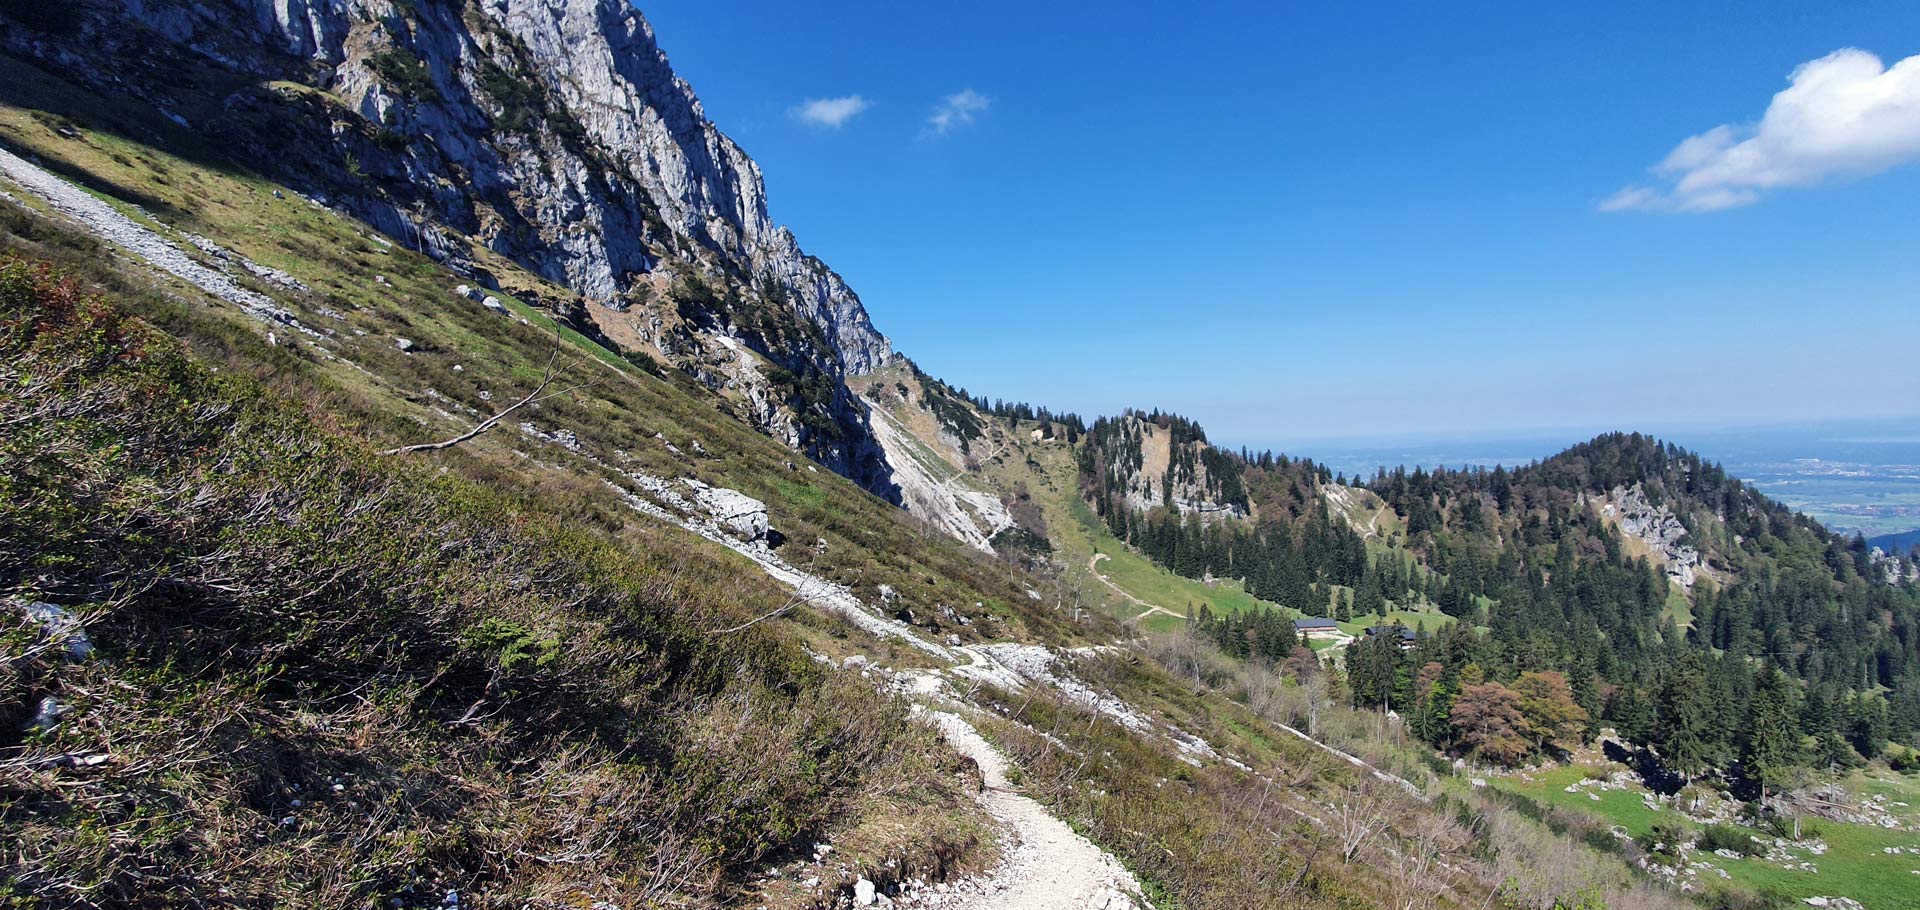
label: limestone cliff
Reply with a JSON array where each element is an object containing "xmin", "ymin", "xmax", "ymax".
[
  {"xmin": 855, "ymin": 366, "xmax": 1020, "ymax": 553},
  {"xmin": 1081, "ymin": 412, "xmax": 1250, "ymax": 523},
  {"xmin": 1598, "ymin": 483, "xmax": 1704, "ymax": 589},
  {"xmin": 6, "ymin": 0, "xmax": 899, "ymax": 493}
]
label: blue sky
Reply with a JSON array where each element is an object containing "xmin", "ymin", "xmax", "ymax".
[{"xmin": 641, "ymin": 1, "xmax": 1920, "ymax": 448}]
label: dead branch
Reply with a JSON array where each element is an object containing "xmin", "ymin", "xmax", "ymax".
[
  {"xmin": 704, "ymin": 584, "xmax": 830, "ymax": 636},
  {"xmin": 381, "ymin": 344, "xmax": 589, "ymax": 456}
]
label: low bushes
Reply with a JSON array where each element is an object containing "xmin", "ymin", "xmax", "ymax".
[{"xmin": 1696, "ymin": 824, "xmax": 1764, "ymax": 857}]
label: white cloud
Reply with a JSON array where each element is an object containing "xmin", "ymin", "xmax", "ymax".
[
  {"xmin": 922, "ymin": 89, "xmax": 990, "ymax": 138},
  {"xmin": 791, "ymin": 95, "xmax": 871, "ymax": 129},
  {"xmin": 1602, "ymin": 48, "xmax": 1920, "ymax": 212}
]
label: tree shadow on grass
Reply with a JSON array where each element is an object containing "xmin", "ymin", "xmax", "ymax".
[{"xmin": 1603, "ymin": 738, "xmax": 1687, "ymax": 796}]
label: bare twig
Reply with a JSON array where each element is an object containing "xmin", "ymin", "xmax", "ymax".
[
  {"xmin": 381, "ymin": 344, "xmax": 589, "ymax": 456},
  {"xmin": 704, "ymin": 584, "xmax": 829, "ymax": 636}
]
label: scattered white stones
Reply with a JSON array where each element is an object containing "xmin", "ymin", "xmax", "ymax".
[
  {"xmin": 1803, "ymin": 898, "xmax": 1864, "ymax": 910},
  {"xmin": 964, "ymin": 644, "xmax": 1227, "ymax": 764},
  {"xmin": 183, "ymin": 232, "xmax": 310, "ymax": 291},
  {"xmin": 610, "ymin": 469, "xmax": 950, "ymax": 659},
  {"xmin": 29, "ymin": 696, "xmax": 66, "ymax": 731},
  {"xmin": 518, "ymin": 422, "xmax": 580, "ymax": 451}
]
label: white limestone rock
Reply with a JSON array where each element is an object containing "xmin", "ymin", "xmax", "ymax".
[
  {"xmin": 1605, "ymin": 483, "xmax": 1703, "ymax": 588},
  {"xmin": 686, "ymin": 481, "xmax": 769, "ymax": 541}
]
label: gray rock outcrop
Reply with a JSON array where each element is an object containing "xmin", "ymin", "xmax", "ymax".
[
  {"xmin": 687, "ymin": 481, "xmax": 769, "ymax": 542},
  {"xmin": 13, "ymin": 599, "xmax": 94, "ymax": 662},
  {"xmin": 1605, "ymin": 484, "xmax": 1702, "ymax": 588},
  {"xmin": 861, "ymin": 396, "xmax": 1014, "ymax": 552},
  {"xmin": 1107, "ymin": 418, "xmax": 1248, "ymax": 522},
  {"xmin": 1869, "ymin": 548, "xmax": 1917, "ymax": 585}
]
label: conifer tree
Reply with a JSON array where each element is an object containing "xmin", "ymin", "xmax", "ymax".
[
  {"xmin": 1848, "ymin": 695, "xmax": 1888, "ymax": 760},
  {"xmin": 1656, "ymin": 653, "xmax": 1722, "ymax": 778},
  {"xmin": 1611, "ymin": 684, "xmax": 1655, "ymax": 746},
  {"xmin": 1742, "ymin": 664, "xmax": 1803, "ymax": 800}
]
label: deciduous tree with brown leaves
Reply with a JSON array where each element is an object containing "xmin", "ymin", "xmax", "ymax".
[
  {"xmin": 1513, "ymin": 670, "xmax": 1589, "ymax": 756},
  {"xmin": 1451, "ymin": 681, "xmax": 1531, "ymax": 765}
]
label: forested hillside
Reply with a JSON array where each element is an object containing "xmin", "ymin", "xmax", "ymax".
[
  {"xmin": 1081, "ymin": 426, "xmax": 1920, "ymax": 779},
  {"xmin": 1355, "ymin": 433, "xmax": 1920, "ymax": 772},
  {"xmin": 1079, "ymin": 412, "xmax": 1367, "ymax": 611}
]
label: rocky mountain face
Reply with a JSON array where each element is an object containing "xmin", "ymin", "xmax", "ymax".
[
  {"xmin": 1082, "ymin": 413, "xmax": 1250, "ymax": 522},
  {"xmin": 856, "ymin": 366, "xmax": 1020, "ymax": 553},
  {"xmin": 1600, "ymin": 483, "xmax": 1704, "ymax": 589},
  {"xmin": 7, "ymin": 0, "xmax": 901, "ymax": 494}
]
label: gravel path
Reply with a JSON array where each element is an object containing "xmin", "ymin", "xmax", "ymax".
[
  {"xmin": 1088, "ymin": 553, "xmax": 1185, "ymax": 622},
  {"xmin": 0, "ymin": 146, "xmax": 312, "ymax": 334},
  {"xmin": 611, "ymin": 471, "xmax": 1148, "ymax": 908},
  {"xmin": 925, "ymin": 711, "xmax": 1144, "ymax": 910}
]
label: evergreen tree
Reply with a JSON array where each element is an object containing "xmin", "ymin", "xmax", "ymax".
[
  {"xmin": 1410, "ymin": 662, "xmax": 1455, "ymax": 746},
  {"xmin": 1848, "ymin": 695, "xmax": 1888, "ymax": 760},
  {"xmin": 1347, "ymin": 630, "xmax": 1407, "ymax": 710},
  {"xmin": 1656, "ymin": 653, "xmax": 1723, "ymax": 778},
  {"xmin": 1611, "ymin": 684, "xmax": 1655, "ymax": 745},
  {"xmin": 1742, "ymin": 665, "xmax": 1803, "ymax": 800}
]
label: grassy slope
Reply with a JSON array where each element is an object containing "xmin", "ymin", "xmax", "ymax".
[
  {"xmin": 989, "ymin": 423, "xmax": 1290, "ymax": 627},
  {"xmin": 0, "ymin": 253, "xmax": 988, "ymax": 907},
  {"xmin": 0, "ymin": 52, "xmax": 1107, "ymax": 903},
  {"xmin": 0, "ymin": 52, "xmax": 1090, "ymax": 659}
]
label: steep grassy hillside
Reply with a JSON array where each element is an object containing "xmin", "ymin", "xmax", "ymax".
[
  {"xmin": 0, "ymin": 254, "xmax": 986, "ymax": 906},
  {"xmin": 0, "ymin": 57, "xmax": 1084, "ymax": 658}
]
